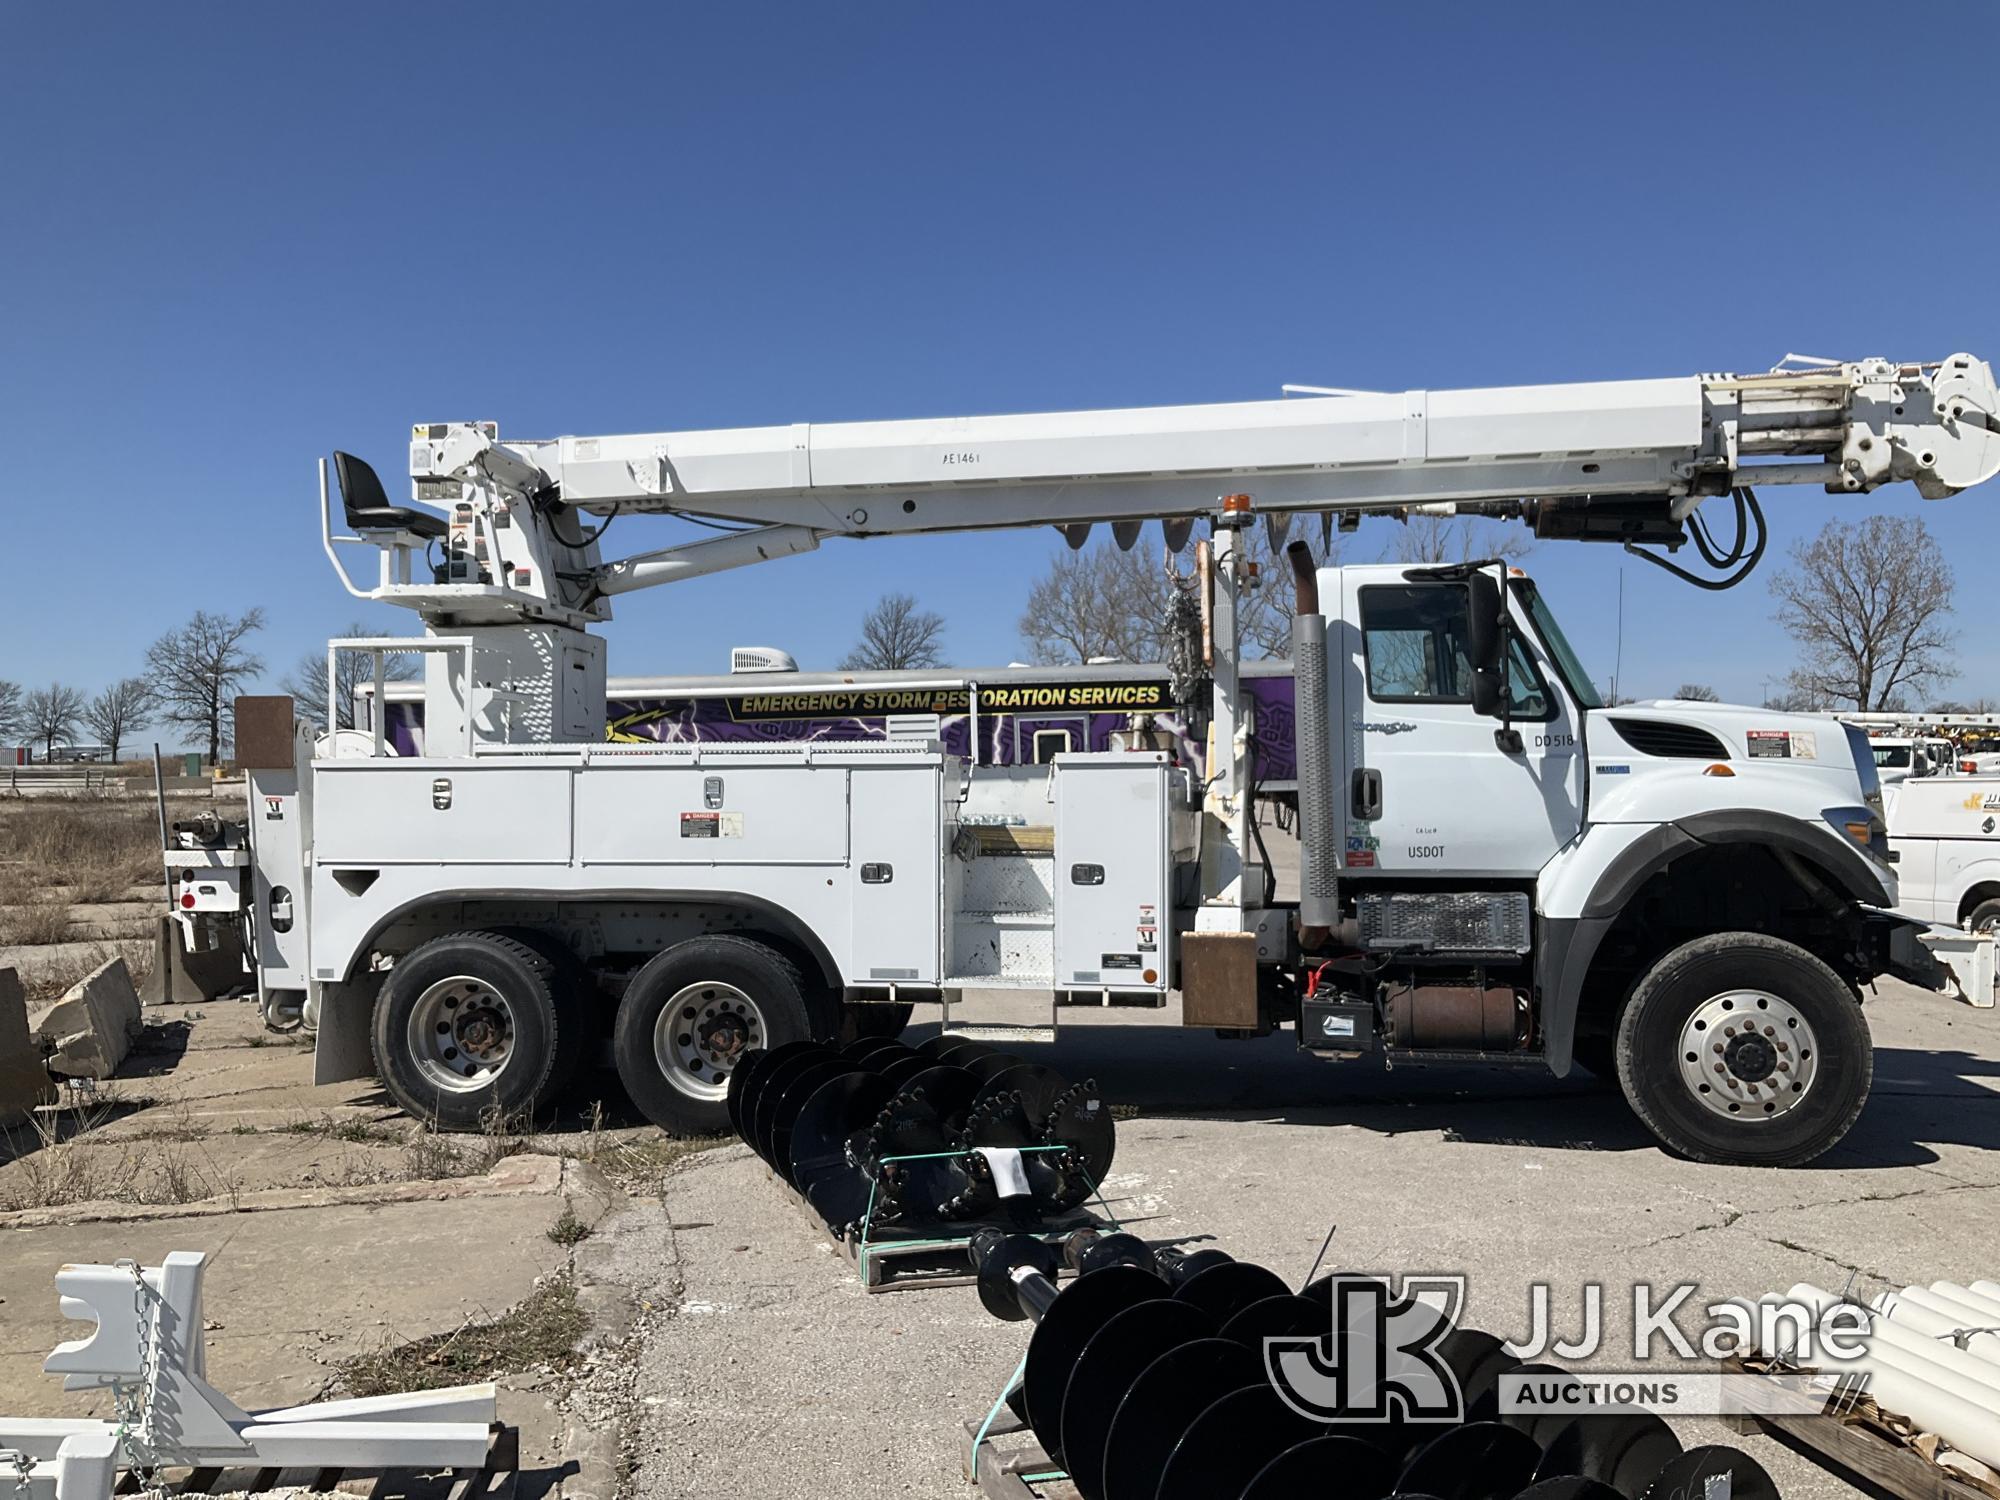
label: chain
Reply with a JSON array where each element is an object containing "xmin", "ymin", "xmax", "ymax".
[{"xmin": 109, "ymin": 1262, "xmax": 166, "ymax": 1498}]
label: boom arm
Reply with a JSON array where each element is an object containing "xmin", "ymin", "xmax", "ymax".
[{"xmin": 351, "ymin": 353, "xmax": 1997, "ymax": 627}]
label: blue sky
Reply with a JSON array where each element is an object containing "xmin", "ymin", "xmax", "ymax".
[{"xmin": 4, "ymin": 4, "xmax": 1996, "ymax": 740}]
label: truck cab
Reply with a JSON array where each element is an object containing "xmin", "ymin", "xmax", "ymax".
[
  {"xmin": 1871, "ymin": 736, "xmax": 1927, "ymax": 784},
  {"xmin": 1280, "ymin": 559, "xmax": 1906, "ymax": 1165}
]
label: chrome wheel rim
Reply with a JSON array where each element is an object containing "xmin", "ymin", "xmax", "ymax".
[
  {"xmin": 408, "ymin": 975, "xmax": 516, "ymax": 1094},
  {"xmin": 1677, "ymin": 989, "xmax": 1818, "ymax": 1121},
  {"xmin": 653, "ymin": 982, "xmax": 765, "ymax": 1102}
]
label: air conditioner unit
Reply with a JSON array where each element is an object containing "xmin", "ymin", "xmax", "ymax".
[{"xmin": 730, "ymin": 646, "xmax": 799, "ymax": 674}]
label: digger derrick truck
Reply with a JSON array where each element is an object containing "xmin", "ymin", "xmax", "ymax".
[{"xmin": 179, "ymin": 353, "xmax": 2000, "ymax": 1166}]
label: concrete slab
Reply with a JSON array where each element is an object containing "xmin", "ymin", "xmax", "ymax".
[
  {"xmin": 27, "ymin": 956, "xmax": 140, "ymax": 1078},
  {"xmin": 0, "ymin": 1190, "xmax": 571, "ymax": 1418},
  {"xmin": 0, "ymin": 969, "xmax": 55, "ymax": 1125}
]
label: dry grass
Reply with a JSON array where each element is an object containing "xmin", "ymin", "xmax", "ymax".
[
  {"xmin": 546, "ymin": 1205, "xmax": 593, "ymax": 1246},
  {"xmin": 17, "ymin": 941, "xmax": 153, "ymax": 1007},
  {"xmin": 560, "ymin": 1101, "xmax": 727, "ymax": 1191},
  {"xmin": 0, "ymin": 898, "xmax": 74, "ymax": 947},
  {"xmin": 0, "ymin": 802, "xmax": 161, "ymax": 913},
  {"xmin": 337, "ymin": 1275, "xmax": 588, "ymax": 1396},
  {"xmin": 283, "ymin": 1112, "xmax": 402, "ymax": 1145},
  {"xmin": 0, "ymin": 1096, "xmax": 242, "ymax": 1212}
]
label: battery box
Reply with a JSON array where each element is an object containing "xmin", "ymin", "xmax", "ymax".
[{"xmin": 1300, "ymin": 998, "xmax": 1378, "ymax": 1053}]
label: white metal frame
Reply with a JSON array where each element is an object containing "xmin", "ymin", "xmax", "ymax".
[
  {"xmin": 327, "ymin": 635, "xmax": 476, "ymax": 757},
  {"xmin": 0, "ymin": 1252, "xmax": 496, "ymax": 1500}
]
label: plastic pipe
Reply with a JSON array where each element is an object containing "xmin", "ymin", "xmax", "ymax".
[
  {"xmin": 1734, "ymin": 1296, "xmax": 2000, "ymax": 1465},
  {"xmin": 1787, "ymin": 1285, "xmax": 2000, "ymax": 1398},
  {"xmin": 1871, "ymin": 1291, "xmax": 2000, "ymax": 1368}
]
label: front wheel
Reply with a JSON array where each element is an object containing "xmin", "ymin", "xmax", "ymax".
[
  {"xmin": 1615, "ymin": 932, "xmax": 1871, "ymax": 1167},
  {"xmin": 613, "ymin": 935, "xmax": 817, "ymax": 1134}
]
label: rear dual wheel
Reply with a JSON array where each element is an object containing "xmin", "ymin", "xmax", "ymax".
[
  {"xmin": 372, "ymin": 929, "xmax": 591, "ymax": 1131},
  {"xmin": 612, "ymin": 935, "xmax": 828, "ymax": 1135}
]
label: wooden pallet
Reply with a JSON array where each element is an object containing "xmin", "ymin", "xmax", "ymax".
[
  {"xmin": 111, "ymin": 1422, "xmax": 520, "ymax": 1500},
  {"xmin": 961, "ymin": 1410, "xmax": 1075, "ymax": 1500},
  {"xmin": 765, "ymin": 1166, "xmax": 1103, "ymax": 1292},
  {"xmin": 1721, "ymin": 1358, "xmax": 2000, "ymax": 1500}
]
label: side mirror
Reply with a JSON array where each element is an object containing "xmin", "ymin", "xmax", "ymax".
[
  {"xmin": 1467, "ymin": 573, "xmax": 1504, "ymax": 675},
  {"xmin": 1467, "ymin": 572, "xmax": 1506, "ymax": 719},
  {"xmin": 1471, "ymin": 667, "xmax": 1504, "ymax": 717}
]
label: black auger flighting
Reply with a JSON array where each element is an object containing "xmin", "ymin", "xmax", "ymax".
[
  {"xmin": 727, "ymin": 1034, "xmax": 1116, "ymax": 1234},
  {"xmin": 969, "ymin": 1233, "xmax": 1781, "ymax": 1500}
]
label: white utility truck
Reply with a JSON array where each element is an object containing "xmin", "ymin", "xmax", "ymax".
[
  {"xmin": 172, "ymin": 354, "xmax": 2000, "ymax": 1166},
  {"xmin": 1884, "ymin": 775, "xmax": 2000, "ymax": 940}
]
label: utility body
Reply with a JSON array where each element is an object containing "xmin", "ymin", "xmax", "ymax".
[
  {"xmin": 1884, "ymin": 775, "xmax": 2000, "ymax": 943},
  {"xmin": 168, "ymin": 353, "xmax": 2000, "ymax": 1165}
]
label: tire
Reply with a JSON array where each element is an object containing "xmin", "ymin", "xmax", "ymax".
[
  {"xmin": 613, "ymin": 935, "xmax": 815, "ymax": 1135},
  {"xmin": 841, "ymin": 1001, "xmax": 915, "ymax": 1044},
  {"xmin": 1967, "ymin": 899, "xmax": 2000, "ymax": 937},
  {"xmin": 492, "ymin": 926, "xmax": 596, "ymax": 1102},
  {"xmin": 372, "ymin": 930, "xmax": 569, "ymax": 1131},
  {"xmin": 1615, "ymin": 932, "xmax": 1871, "ymax": 1167}
]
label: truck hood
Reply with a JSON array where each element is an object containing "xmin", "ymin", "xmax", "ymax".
[
  {"xmin": 1591, "ymin": 702, "xmax": 1859, "ymax": 773},
  {"xmin": 1584, "ymin": 704, "xmax": 1887, "ymax": 884}
]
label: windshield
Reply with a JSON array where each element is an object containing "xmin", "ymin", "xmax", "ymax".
[
  {"xmin": 1517, "ymin": 580, "xmax": 1604, "ymax": 708},
  {"xmin": 1873, "ymin": 744, "xmax": 1912, "ymax": 768}
]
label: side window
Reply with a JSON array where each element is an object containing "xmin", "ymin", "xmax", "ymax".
[
  {"xmin": 1030, "ymin": 727, "xmax": 1076, "ymax": 764},
  {"xmin": 1361, "ymin": 585, "xmax": 1472, "ymax": 701},
  {"xmin": 1506, "ymin": 637, "xmax": 1551, "ymax": 719},
  {"xmin": 1360, "ymin": 583, "xmax": 1554, "ymax": 718}
]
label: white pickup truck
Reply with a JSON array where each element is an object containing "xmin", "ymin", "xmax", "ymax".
[{"xmin": 1885, "ymin": 776, "xmax": 2000, "ymax": 937}]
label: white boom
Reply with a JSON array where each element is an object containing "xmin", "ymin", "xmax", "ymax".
[{"xmin": 323, "ymin": 353, "xmax": 2000, "ymax": 633}]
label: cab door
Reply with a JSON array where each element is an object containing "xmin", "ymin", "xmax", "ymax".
[{"xmin": 1333, "ymin": 571, "xmax": 1584, "ymax": 878}]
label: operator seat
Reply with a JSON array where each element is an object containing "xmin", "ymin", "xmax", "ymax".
[{"xmin": 334, "ymin": 451, "xmax": 447, "ymax": 540}]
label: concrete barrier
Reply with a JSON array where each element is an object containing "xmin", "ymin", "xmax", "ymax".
[
  {"xmin": 0, "ymin": 968, "xmax": 57, "ymax": 1123},
  {"xmin": 27, "ymin": 957, "xmax": 142, "ymax": 1079}
]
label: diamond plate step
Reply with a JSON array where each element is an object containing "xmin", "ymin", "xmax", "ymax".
[{"xmin": 938, "ymin": 1022, "xmax": 1058, "ymax": 1044}]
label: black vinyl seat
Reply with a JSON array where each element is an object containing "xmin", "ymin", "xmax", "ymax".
[{"xmin": 334, "ymin": 451, "xmax": 448, "ymax": 540}]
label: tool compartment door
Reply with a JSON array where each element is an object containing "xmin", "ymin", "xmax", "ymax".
[
  {"xmin": 846, "ymin": 760, "xmax": 946, "ymax": 984},
  {"xmin": 1053, "ymin": 754, "xmax": 1171, "ymax": 990}
]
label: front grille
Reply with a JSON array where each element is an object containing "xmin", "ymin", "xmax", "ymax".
[{"xmin": 1607, "ymin": 717, "xmax": 1729, "ymax": 759}]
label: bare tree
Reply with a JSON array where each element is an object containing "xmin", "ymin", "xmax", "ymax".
[
  {"xmin": 24, "ymin": 683, "xmax": 85, "ymax": 760},
  {"xmin": 81, "ymin": 678, "xmax": 155, "ymax": 762},
  {"xmin": 0, "ymin": 681, "xmax": 21, "ymax": 747},
  {"xmin": 1386, "ymin": 513, "xmax": 1534, "ymax": 565},
  {"xmin": 840, "ymin": 593, "xmax": 947, "ymax": 671},
  {"xmin": 1672, "ymin": 683, "xmax": 1721, "ymax": 702},
  {"xmin": 1019, "ymin": 540, "xmax": 1182, "ymax": 665},
  {"xmin": 1239, "ymin": 521, "xmax": 1343, "ymax": 658},
  {"xmin": 145, "ymin": 608, "xmax": 267, "ymax": 763},
  {"xmin": 1768, "ymin": 517, "xmax": 1956, "ymax": 711},
  {"xmin": 1765, "ymin": 668, "xmax": 1833, "ymax": 713},
  {"xmin": 281, "ymin": 625, "xmax": 419, "ymax": 731}
]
